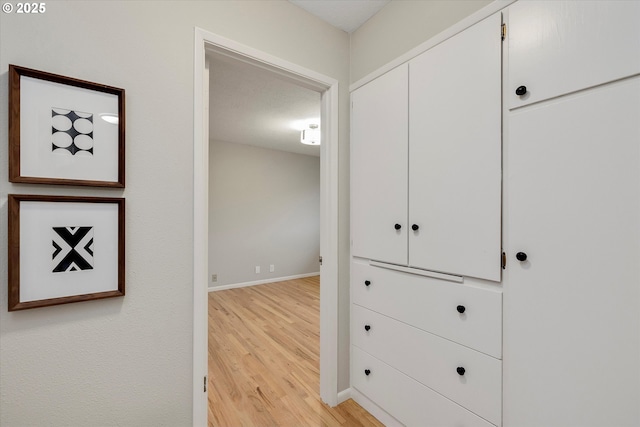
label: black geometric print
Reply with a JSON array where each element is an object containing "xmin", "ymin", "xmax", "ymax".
[
  {"xmin": 51, "ymin": 108, "xmax": 94, "ymax": 155},
  {"xmin": 52, "ymin": 226, "xmax": 94, "ymax": 273}
]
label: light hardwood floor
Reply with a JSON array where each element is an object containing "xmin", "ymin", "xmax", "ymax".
[{"xmin": 208, "ymin": 276, "xmax": 383, "ymax": 427}]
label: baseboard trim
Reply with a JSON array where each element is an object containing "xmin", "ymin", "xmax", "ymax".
[
  {"xmin": 337, "ymin": 388, "xmax": 352, "ymax": 405},
  {"xmin": 208, "ymin": 272, "xmax": 320, "ymax": 292},
  {"xmin": 350, "ymin": 388, "xmax": 403, "ymax": 427}
]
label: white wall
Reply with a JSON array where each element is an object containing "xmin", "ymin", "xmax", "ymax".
[
  {"xmin": 349, "ymin": 0, "xmax": 492, "ymax": 83},
  {"xmin": 0, "ymin": 1, "xmax": 349, "ymax": 425},
  {"xmin": 209, "ymin": 141, "xmax": 320, "ymax": 288},
  {"xmin": 0, "ymin": 1, "xmax": 510, "ymax": 423}
]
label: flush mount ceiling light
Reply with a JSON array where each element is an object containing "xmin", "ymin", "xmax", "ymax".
[
  {"xmin": 99, "ymin": 113, "xmax": 119, "ymax": 125},
  {"xmin": 301, "ymin": 123, "xmax": 320, "ymax": 145}
]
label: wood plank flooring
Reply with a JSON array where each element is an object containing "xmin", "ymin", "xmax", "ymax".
[{"xmin": 208, "ymin": 276, "xmax": 383, "ymax": 427}]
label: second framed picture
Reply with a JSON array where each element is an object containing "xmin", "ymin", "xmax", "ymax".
[
  {"xmin": 8, "ymin": 194, "xmax": 125, "ymax": 311},
  {"xmin": 8, "ymin": 64, "xmax": 125, "ymax": 187}
]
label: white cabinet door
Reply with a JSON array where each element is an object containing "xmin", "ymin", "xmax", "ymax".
[
  {"xmin": 408, "ymin": 13, "xmax": 502, "ymax": 281},
  {"xmin": 351, "ymin": 64, "xmax": 409, "ymax": 265},
  {"xmin": 504, "ymin": 77, "xmax": 640, "ymax": 427},
  {"xmin": 508, "ymin": 0, "xmax": 640, "ymax": 109}
]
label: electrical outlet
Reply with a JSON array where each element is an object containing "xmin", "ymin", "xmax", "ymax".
[
  {"xmin": 211, "ymin": 274, "xmax": 217, "ymax": 282},
  {"xmin": 270, "ymin": 264, "xmax": 275, "ymax": 272},
  {"xmin": 255, "ymin": 266, "xmax": 260, "ymax": 274}
]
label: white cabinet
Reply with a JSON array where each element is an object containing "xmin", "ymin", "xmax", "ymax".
[
  {"xmin": 350, "ymin": 1, "xmax": 640, "ymax": 426},
  {"xmin": 351, "ymin": 13, "xmax": 502, "ymax": 282},
  {"xmin": 352, "ymin": 346, "xmax": 495, "ymax": 427},
  {"xmin": 508, "ymin": 0, "xmax": 640, "ymax": 108},
  {"xmin": 352, "ymin": 304, "xmax": 502, "ymax": 425},
  {"xmin": 350, "ymin": 11, "xmax": 504, "ymax": 427},
  {"xmin": 409, "ymin": 13, "xmax": 502, "ymax": 282},
  {"xmin": 351, "ymin": 260, "xmax": 502, "ymax": 358},
  {"xmin": 351, "ymin": 64, "xmax": 408, "ymax": 265},
  {"xmin": 504, "ymin": 1, "xmax": 640, "ymax": 425},
  {"xmin": 504, "ymin": 76, "xmax": 640, "ymax": 427},
  {"xmin": 350, "ymin": 260, "xmax": 503, "ymax": 425}
]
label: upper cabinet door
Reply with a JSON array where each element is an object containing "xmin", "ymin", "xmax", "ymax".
[
  {"xmin": 508, "ymin": 0, "xmax": 640, "ymax": 109},
  {"xmin": 351, "ymin": 64, "xmax": 409, "ymax": 265},
  {"xmin": 408, "ymin": 13, "xmax": 502, "ymax": 282}
]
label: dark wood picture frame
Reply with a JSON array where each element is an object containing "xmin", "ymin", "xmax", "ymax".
[
  {"xmin": 8, "ymin": 194, "xmax": 125, "ymax": 311},
  {"xmin": 8, "ymin": 64, "xmax": 125, "ymax": 187}
]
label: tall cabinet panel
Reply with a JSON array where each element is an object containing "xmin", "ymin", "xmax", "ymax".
[
  {"xmin": 409, "ymin": 13, "xmax": 502, "ymax": 281},
  {"xmin": 351, "ymin": 64, "xmax": 409, "ymax": 265},
  {"xmin": 504, "ymin": 1, "xmax": 640, "ymax": 425},
  {"xmin": 504, "ymin": 76, "xmax": 640, "ymax": 427}
]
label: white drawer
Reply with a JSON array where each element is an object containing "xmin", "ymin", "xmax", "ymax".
[
  {"xmin": 352, "ymin": 259, "xmax": 502, "ymax": 358},
  {"xmin": 352, "ymin": 346, "xmax": 496, "ymax": 427},
  {"xmin": 352, "ymin": 304, "xmax": 501, "ymax": 425}
]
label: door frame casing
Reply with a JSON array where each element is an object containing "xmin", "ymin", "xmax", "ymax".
[{"xmin": 193, "ymin": 27, "xmax": 340, "ymax": 426}]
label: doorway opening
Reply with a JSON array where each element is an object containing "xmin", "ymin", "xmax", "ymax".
[
  {"xmin": 193, "ymin": 28, "xmax": 339, "ymax": 425},
  {"xmin": 207, "ymin": 50, "xmax": 322, "ymax": 292}
]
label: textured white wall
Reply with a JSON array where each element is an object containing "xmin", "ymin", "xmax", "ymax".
[
  {"xmin": 349, "ymin": 0, "xmax": 492, "ymax": 83},
  {"xmin": 209, "ymin": 141, "xmax": 320, "ymax": 288},
  {"xmin": 0, "ymin": 1, "xmax": 349, "ymax": 425}
]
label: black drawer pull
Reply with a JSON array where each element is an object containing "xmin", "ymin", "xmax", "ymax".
[
  {"xmin": 457, "ymin": 305, "xmax": 466, "ymax": 314},
  {"xmin": 364, "ymin": 324, "xmax": 371, "ymax": 331},
  {"xmin": 364, "ymin": 280, "xmax": 371, "ymax": 287},
  {"xmin": 394, "ymin": 223, "xmax": 402, "ymax": 230},
  {"xmin": 364, "ymin": 369, "xmax": 371, "ymax": 376},
  {"xmin": 457, "ymin": 367, "xmax": 466, "ymax": 376},
  {"xmin": 516, "ymin": 85, "xmax": 527, "ymax": 96}
]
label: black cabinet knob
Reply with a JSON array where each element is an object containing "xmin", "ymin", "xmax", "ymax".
[
  {"xmin": 364, "ymin": 280, "xmax": 371, "ymax": 287},
  {"xmin": 412, "ymin": 224, "xmax": 419, "ymax": 231},
  {"xmin": 364, "ymin": 325, "xmax": 371, "ymax": 331},
  {"xmin": 457, "ymin": 305, "xmax": 466, "ymax": 314},
  {"xmin": 516, "ymin": 252, "xmax": 528, "ymax": 261},
  {"xmin": 364, "ymin": 369, "xmax": 371, "ymax": 376},
  {"xmin": 516, "ymin": 85, "xmax": 527, "ymax": 96},
  {"xmin": 394, "ymin": 223, "xmax": 402, "ymax": 230},
  {"xmin": 457, "ymin": 367, "xmax": 466, "ymax": 376}
]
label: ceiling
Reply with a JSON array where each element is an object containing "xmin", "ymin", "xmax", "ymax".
[
  {"xmin": 289, "ymin": 0, "xmax": 391, "ymax": 33},
  {"xmin": 208, "ymin": 54, "xmax": 321, "ymax": 157},
  {"xmin": 209, "ymin": 1, "xmax": 391, "ymax": 157}
]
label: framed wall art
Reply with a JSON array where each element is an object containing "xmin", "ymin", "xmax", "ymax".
[
  {"xmin": 8, "ymin": 64, "xmax": 125, "ymax": 187},
  {"xmin": 8, "ymin": 194, "xmax": 125, "ymax": 311}
]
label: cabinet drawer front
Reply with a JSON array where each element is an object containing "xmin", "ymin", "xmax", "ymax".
[
  {"xmin": 353, "ymin": 305, "xmax": 501, "ymax": 425},
  {"xmin": 352, "ymin": 346, "xmax": 496, "ymax": 427},
  {"xmin": 352, "ymin": 260, "xmax": 502, "ymax": 358}
]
